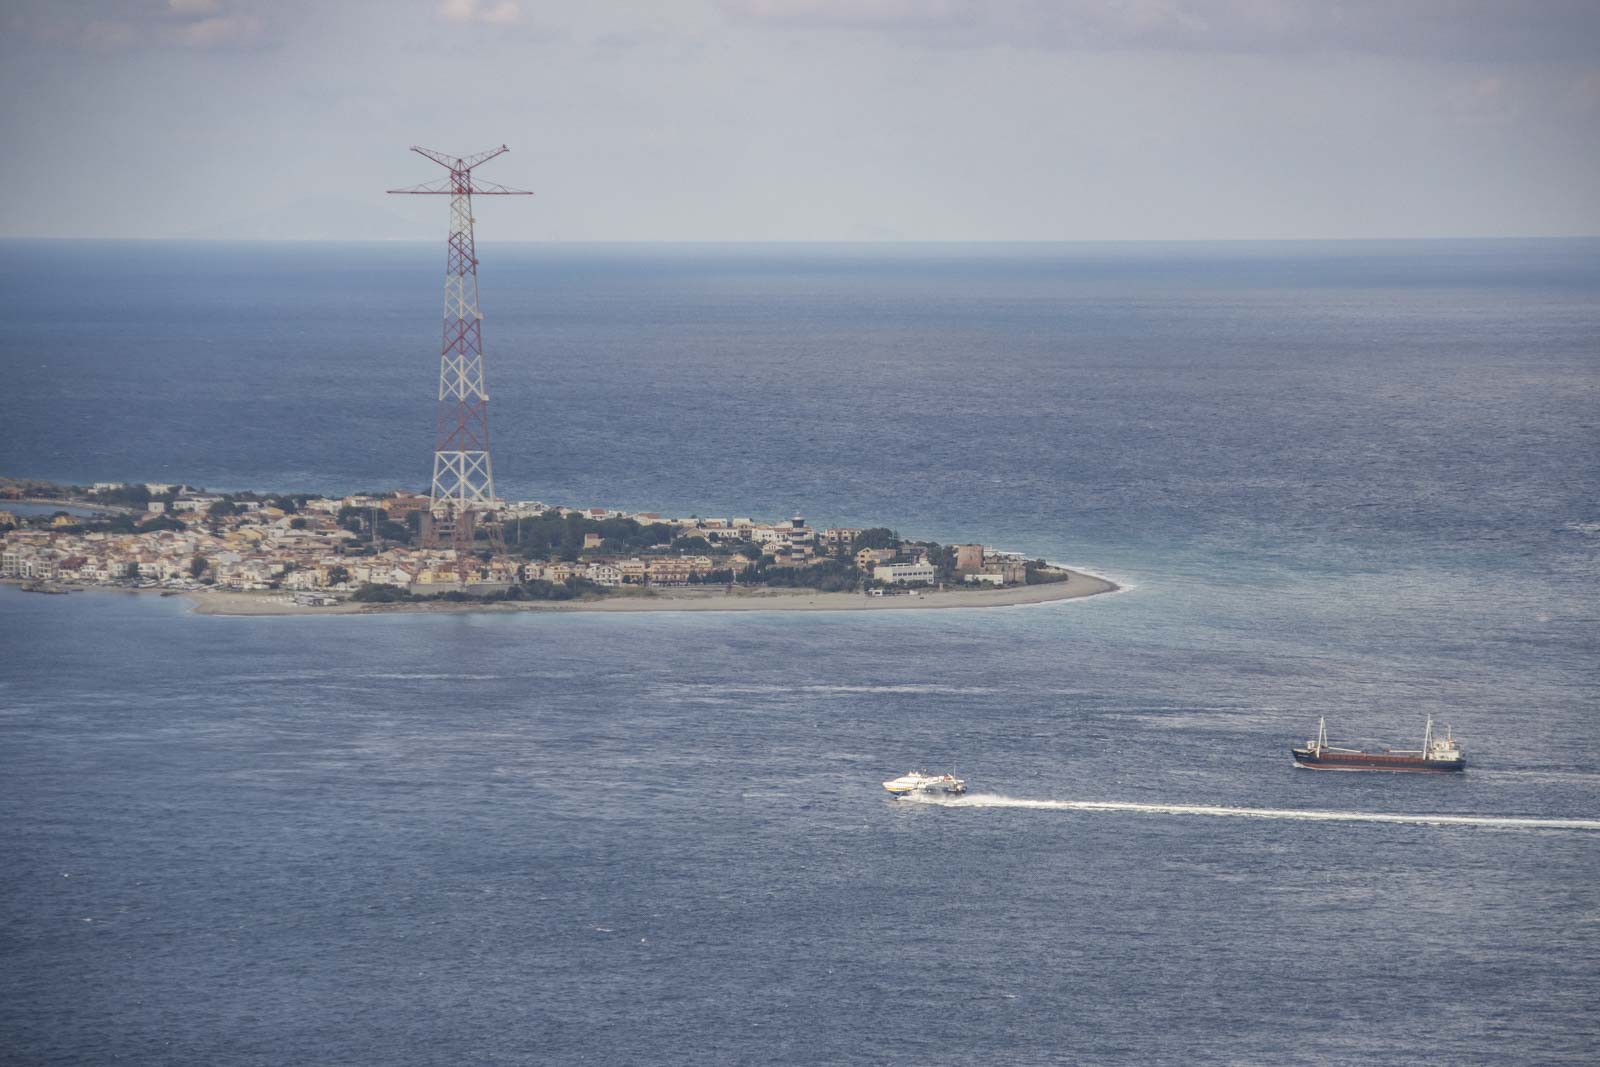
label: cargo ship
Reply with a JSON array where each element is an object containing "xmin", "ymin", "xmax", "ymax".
[{"xmin": 1291, "ymin": 717, "xmax": 1465, "ymax": 772}]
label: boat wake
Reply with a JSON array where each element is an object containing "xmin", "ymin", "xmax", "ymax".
[{"xmin": 904, "ymin": 792, "xmax": 1600, "ymax": 831}]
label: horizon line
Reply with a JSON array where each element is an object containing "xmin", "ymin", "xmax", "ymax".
[{"xmin": 1, "ymin": 234, "xmax": 1596, "ymax": 245}]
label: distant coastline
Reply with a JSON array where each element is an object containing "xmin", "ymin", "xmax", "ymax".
[
  {"xmin": 1, "ymin": 476, "xmax": 1119, "ymax": 617},
  {"xmin": 179, "ymin": 570, "xmax": 1118, "ymax": 616}
]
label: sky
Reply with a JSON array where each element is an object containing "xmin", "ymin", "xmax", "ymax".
[{"xmin": 0, "ymin": 0, "xmax": 1597, "ymax": 241}]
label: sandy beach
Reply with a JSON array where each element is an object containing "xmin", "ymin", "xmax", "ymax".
[{"xmin": 181, "ymin": 569, "xmax": 1119, "ymax": 617}]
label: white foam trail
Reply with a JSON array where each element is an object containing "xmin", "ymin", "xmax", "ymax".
[
  {"xmin": 910, "ymin": 792, "xmax": 1600, "ymax": 831},
  {"xmin": 670, "ymin": 683, "xmax": 994, "ymax": 696}
]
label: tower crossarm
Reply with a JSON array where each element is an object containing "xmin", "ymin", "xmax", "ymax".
[
  {"xmin": 386, "ymin": 177, "xmax": 532, "ymax": 196},
  {"xmin": 412, "ymin": 144, "xmax": 510, "ymax": 172},
  {"xmin": 386, "ymin": 145, "xmax": 532, "ymax": 195}
]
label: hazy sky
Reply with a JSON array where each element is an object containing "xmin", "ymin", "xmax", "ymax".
[{"xmin": 2, "ymin": 0, "xmax": 1597, "ymax": 240}]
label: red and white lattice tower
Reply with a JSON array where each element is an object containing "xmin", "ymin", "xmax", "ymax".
[{"xmin": 388, "ymin": 145, "xmax": 531, "ymax": 560}]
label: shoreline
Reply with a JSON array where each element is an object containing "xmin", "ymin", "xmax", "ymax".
[{"xmin": 173, "ymin": 568, "xmax": 1119, "ymax": 616}]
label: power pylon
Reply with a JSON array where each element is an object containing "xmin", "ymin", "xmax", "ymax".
[{"xmin": 388, "ymin": 145, "xmax": 531, "ymax": 568}]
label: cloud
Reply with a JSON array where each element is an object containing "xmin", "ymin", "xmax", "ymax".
[
  {"xmin": 723, "ymin": 0, "xmax": 970, "ymax": 29},
  {"xmin": 439, "ymin": 0, "xmax": 522, "ymax": 25},
  {"xmin": 719, "ymin": 0, "xmax": 1600, "ymax": 62},
  {"xmin": 172, "ymin": 12, "xmax": 263, "ymax": 48},
  {"xmin": 3, "ymin": 0, "xmax": 274, "ymax": 51}
]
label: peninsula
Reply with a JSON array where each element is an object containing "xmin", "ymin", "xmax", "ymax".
[{"xmin": 0, "ymin": 477, "xmax": 1117, "ymax": 615}]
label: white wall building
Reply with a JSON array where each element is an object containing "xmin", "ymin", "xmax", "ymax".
[
  {"xmin": 585, "ymin": 563, "xmax": 623, "ymax": 587},
  {"xmin": 875, "ymin": 561, "xmax": 937, "ymax": 585}
]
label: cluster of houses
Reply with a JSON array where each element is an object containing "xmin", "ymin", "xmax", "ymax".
[{"xmin": 1, "ymin": 482, "xmax": 1035, "ymax": 598}]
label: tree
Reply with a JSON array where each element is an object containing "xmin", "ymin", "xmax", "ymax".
[
  {"xmin": 208, "ymin": 498, "xmax": 239, "ymax": 517},
  {"xmin": 351, "ymin": 582, "xmax": 411, "ymax": 603},
  {"xmin": 90, "ymin": 484, "xmax": 151, "ymax": 509},
  {"xmin": 672, "ymin": 535, "xmax": 714, "ymax": 554},
  {"xmin": 327, "ymin": 565, "xmax": 351, "ymax": 585},
  {"xmin": 336, "ymin": 505, "xmax": 368, "ymax": 533},
  {"xmin": 926, "ymin": 543, "xmax": 956, "ymax": 581},
  {"xmin": 289, "ymin": 517, "xmax": 308, "ymax": 530},
  {"xmin": 761, "ymin": 559, "xmax": 859, "ymax": 592},
  {"xmin": 138, "ymin": 514, "xmax": 187, "ymax": 533},
  {"xmin": 852, "ymin": 528, "xmax": 898, "ymax": 551},
  {"xmin": 1024, "ymin": 559, "xmax": 1070, "ymax": 585},
  {"xmin": 376, "ymin": 519, "xmax": 411, "ymax": 544},
  {"xmin": 189, "ymin": 555, "xmax": 207, "ymax": 579}
]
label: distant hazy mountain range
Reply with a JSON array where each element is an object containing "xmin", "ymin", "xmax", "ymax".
[{"xmin": 184, "ymin": 195, "xmax": 434, "ymax": 241}]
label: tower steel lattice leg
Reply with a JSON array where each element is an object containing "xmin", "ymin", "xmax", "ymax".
[{"xmin": 428, "ymin": 185, "xmax": 499, "ymax": 562}]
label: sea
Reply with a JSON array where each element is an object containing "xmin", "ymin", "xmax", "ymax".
[{"xmin": 1, "ymin": 239, "xmax": 1597, "ymax": 1065}]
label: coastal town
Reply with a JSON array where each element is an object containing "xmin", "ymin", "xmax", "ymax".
[{"xmin": 0, "ymin": 477, "xmax": 1080, "ymax": 610}]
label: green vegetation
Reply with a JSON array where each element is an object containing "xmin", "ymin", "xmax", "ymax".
[
  {"xmin": 271, "ymin": 495, "xmax": 314, "ymax": 514},
  {"xmin": 351, "ymin": 582, "xmax": 414, "ymax": 603},
  {"xmin": 1025, "ymin": 559, "xmax": 1071, "ymax": 585},
  {"xmin": 350, "ymin": 576, "xmax": 602, "ymax": 605},
  {"xmin": 336, "ymin": 505, "xmax": 370, "ymax": 532},
  {"xmin": 753, "ymin": 558, "xmax": 861, "ymax": 592},
  {"xmin": 924, "ymin": 542, "xmax": 956, "ymax": 582},
  {"xmin": 852, "ymin": 528, "xmax": 898, "ymax": 551},
  {"xmin": 138, "ymin": 514, "xmax": 189, "ymax": 533},
  {"xmin": 670, "ymin": 534, "xmax": 714, "ymax": 553},
  {"xmin": 87, "ymin": 484, "xmax": 153, "ymax": 509},
  {"xmin": 507, "ymin": 511, "xmax": 675, "ymax": 561},
  {"xmin": 333, "ymin": 505, "xmax": 413, "ymax": 546},
  {"xmin": 376, "ymin": 519, "xmax": 412, "ymax": 544}
]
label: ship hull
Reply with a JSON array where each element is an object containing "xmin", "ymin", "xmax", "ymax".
[{"xmin": 1291, "ymin": 749, "xmax": 1464, "ymax": 773}]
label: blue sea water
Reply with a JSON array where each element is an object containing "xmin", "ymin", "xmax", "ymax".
[{"xmin": 1, "ymin": 239, "xmax": 1598, "ymax": 1064}]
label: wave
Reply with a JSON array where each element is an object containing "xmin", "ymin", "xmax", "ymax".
[
  {"xmin": 666, "ymin": 683, "xmax": 996, "ymax": 696},
  {"xmin": 905, "ymin": 792, "xmax": 1600, "ymax": 831},
  {"xmin": 1045, "ymin": 561, "xmax": 1138, "ymax": 594}
]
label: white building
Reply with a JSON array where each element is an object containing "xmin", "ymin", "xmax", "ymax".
[
  {"xmin": 585, "ymin": 562, "xmax": 623, "ymax": 587},
  {"xmin": 875, "ymin": 561, "xmax": 937, "ymax": 585}
]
